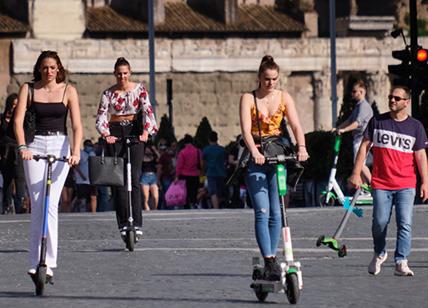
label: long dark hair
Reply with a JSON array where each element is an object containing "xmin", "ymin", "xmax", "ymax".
[
  {"xmin": 33, "ymin": 50, "xmax": 66, "ymax": 83},
  {"xmin": 4, "ymin": 93, "xmax": 18, "ymax": 115}
]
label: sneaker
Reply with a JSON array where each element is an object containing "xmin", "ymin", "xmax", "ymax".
[
  {"xmin": 368, "ymin": 252, "xmax": 388, "ymax": 275},
  {"xmin": 394, "ymin": 260, "xmax": 414, "ymax": 276},
  {"xmin": 263, "ymin": 257, "xmax": 281, "ymax": 281}
]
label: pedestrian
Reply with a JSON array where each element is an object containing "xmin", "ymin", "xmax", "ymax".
[
  {"xmin": 0, "ymin": 93, "xmax": 28, "ymax": 214},
  {"xmin": 95, "ymin": 57, "xmax": 157, "ymax": 238},
  {"xmin": 73, "ymin": 139, "xmax": 97, "ymax": 212},
  {"xmin": 157, "ymin": 138, "xmax": 175, "ymax": 209},
  {"xmin": 140, "ymin": 139, "xmax": 160, "ymax": 211},
  {"xmin": 349, "ymin": 85, "xmax": 428, "ymax": 277},
  {"xmin": 239, "ymin": 55, "xmax": 309, "ymax": 281},
  {"xmin": 175, "ymin": 134, "xmax": 202, "ymax": 209},
  {"xmin": 202, "ymin": 131, "xmax": 226, "ymax": 209},
  {"xmin": 334, "ymin": 80, "xmax": 373, "ymax": 185},
  {"xmin": 14, "ymin": 50, "xmax": 82, "ymax": 281}
]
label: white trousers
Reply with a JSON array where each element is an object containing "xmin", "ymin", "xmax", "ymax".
[{"xmin": 23, "ymin": 135, "xmax": 70, "ymax": 269}]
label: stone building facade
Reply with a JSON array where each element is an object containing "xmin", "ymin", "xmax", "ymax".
[{"xmin": 0, "ymin": 0, "xmax": 426, "ymax": 144}]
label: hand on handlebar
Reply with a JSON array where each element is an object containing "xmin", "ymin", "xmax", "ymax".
[
  {"xmin": 139, "ymin": 130, "xmax": 149, "ymax": 142},
  {"xmin": 252, "ymin": 150, "xmax": 265, "ymax": 165},
  {"xmin": 19, "ymin": 149, "xmax": 33, "ymax": 160},
  {"xmin": 68, "ymin": 154, "xmax": 80, "ymax": 166},
  {"xmin": 105, "ymin": 135, "xmax": 118, "ymax": 144}
]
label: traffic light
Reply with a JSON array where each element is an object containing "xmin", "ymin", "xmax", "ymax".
[
  {"xmin": 414, "ymin": 47, "xmax": 428, "ymax": 91},
  {"xmin": 388, "ymin": 48, "xmax": 412, "ymax": 87}
]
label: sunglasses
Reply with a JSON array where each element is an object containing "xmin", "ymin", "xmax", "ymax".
[{"xmin": 388, "ymin": 95, "xmax": 408, "ymax": 102}]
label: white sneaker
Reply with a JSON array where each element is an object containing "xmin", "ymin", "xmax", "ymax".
[
  {"xmin": 27, "ymin": 267, "xmax": 53, "ymax": 277},
  {"xmin": 368, "ymin": 252, "xmax": 388, "ymax": 275},
  {"xmin": 394, "ymin": 260, "xmax": 414, "ymax": 276}
]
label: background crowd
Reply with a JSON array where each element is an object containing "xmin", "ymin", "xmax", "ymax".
[{"xmin": 0, "ymin": 98, "xmax": 251, "ymax": 214}]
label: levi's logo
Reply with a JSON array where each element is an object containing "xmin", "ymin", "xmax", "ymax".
[{"xmin": 373, "ymin": 129, "xmax": 415, "ymax": 153}]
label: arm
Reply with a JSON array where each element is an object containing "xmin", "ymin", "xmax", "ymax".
[
  {"xmin": 415, "ymin": 149, "xmax": 428, "ymax": 202},
  {"xmin": 140, "ymin": 86, "xmax": 158, "ymax": 142},
  {"xmin": 336, "ymin": 121, "xmax": 359, "ymax": 135},
  {"xmin": 95, "ymin": 91, "xmax": 111, "ymax": 137},
  {"xmin": 14, "ymin": 83, "xmax": 32, "ymax": 160},
  {"xmin": 239, "ymin": 93, "xmax": 264, "ymax": 165},
  {"xmin": 282, "ymin": 91, "xmax": 309, "ymax": 161},
  {"xmin": 348, "ymin": 138, "xmax": 372, "ymax": 188},
  {"xmin": 67, "ymin": 85, "xmax": 83, "ymax": 166},
  {"xmin": 175, "ymin": 150, "xmax": 183, "ymax": 179}
]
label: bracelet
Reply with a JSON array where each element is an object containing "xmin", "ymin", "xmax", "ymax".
[
  {"xmin": 298, "ymin": 145, "xmax": 306, "ymax": 148},
  {"xmin": 17, "ymin": 144, "xmax": 28, "ymax": 151}
]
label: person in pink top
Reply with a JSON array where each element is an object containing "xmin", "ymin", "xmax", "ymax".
[{"xmin": 175, "ymin": 134, "xmax": 202, "ymax": 209}]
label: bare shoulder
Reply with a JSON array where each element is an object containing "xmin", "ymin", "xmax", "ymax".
[
  {"xmin": 241, "ymin": 92, "xmax": 255, "ymax": 106},
  {"xmin": 66, "ymin": 83, "xmax": 77, "ymax": 94}
]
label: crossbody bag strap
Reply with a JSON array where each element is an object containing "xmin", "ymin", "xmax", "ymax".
[
  {"xmin": 252, "ymin": 90, "xmax": 264, "ymax": 152},
  {"xmin": 27, "ymin": 82, "xmax": 34, "ymax": 108}
]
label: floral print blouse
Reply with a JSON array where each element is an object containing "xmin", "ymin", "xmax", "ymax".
[{"xmin": 96, "ymin": 83, "xmax": 158, "ymax": 136}]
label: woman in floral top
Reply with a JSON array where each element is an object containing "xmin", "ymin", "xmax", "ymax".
[{"xmin": 96, "ymin": 57, "xmax": 157, "ymax": 240}]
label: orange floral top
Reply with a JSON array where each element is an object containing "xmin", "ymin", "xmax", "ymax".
[{"xmin": 251, "ymin": 94, "xmax": 287, "ymax": 137}]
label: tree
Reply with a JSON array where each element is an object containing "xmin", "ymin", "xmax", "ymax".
[
  {"xmin": 154, "ymin": 114, "xmax": 176, "ymax": 145},
  {"xmin": 194, "ymin": 116, "xmax": 213, "ymax": 149}
]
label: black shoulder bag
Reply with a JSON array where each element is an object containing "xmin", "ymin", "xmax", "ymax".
[{"xmin": 89, "ymin": 141, "xmax": 125, "ymax": 186}]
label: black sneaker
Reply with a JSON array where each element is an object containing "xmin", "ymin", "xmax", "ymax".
[{"xmin": 263, "ymin": 257, "xmax": 281, "ymax": 281}]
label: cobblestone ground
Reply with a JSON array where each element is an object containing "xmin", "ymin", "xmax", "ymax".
[{"xmin": 1, "ymin": 206, "xmax": 428, "ymax": 307}]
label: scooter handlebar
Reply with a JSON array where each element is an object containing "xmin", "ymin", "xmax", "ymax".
[
  {"xmin": 33, "ymin": 154, "xmax": 68, "ymax": 163},
  {"xmin": 264, "ymin": 154, "xmax": 297, "ymax": 164}
]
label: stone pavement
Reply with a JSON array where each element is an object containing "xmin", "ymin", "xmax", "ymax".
[{"xmin": 1, "ymin": 206, "xmax": 428, "ymax": 307}]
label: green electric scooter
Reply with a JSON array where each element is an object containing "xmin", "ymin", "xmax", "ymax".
[
  {"xmin": 316, "ymin": 187, "xmax": 364, "ymax": 257},
  {"xmin": 319, "ymin": 134, "xmax": 372, "ymax": 210},
  {"xmin": 251, "ymin": 154, "xmax": 303, "ymax": 305}
]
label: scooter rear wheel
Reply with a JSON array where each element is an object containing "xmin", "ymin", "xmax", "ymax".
[
  {"xmin": 254, "ymin": 288, "xmax": 268, "ymax": 302},
  {"xmin": 126, "ymin": 230, "xmax": 135, "ymax": 252},
  {"xmin": 286, "ymin": 273, "xmax": 300, "ymax": 304},
  {"xmin": 35, "ymin": 266, "xmax": 46, "ymax": 296}
]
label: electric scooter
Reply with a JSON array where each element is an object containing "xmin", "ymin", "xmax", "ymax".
[
  {"xmin": 116, "ymin": 136, "xmax": 141, "ymax": 252},
  {"xmin": 29, "ymin": 154, "xmax": 68, "ymax": 296},
  {"xmin": 316, "ymin": 187, "xmax": 363, "ymax": 257},
  {"xmin": 319, "ymin": 134, "xmax": 372, "ymax": 208},
  {"xmin": 250, "ymin": 154, "xmax": 303, "ymax": 305}
]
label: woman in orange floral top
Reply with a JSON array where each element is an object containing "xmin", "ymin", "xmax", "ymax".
[
  {"xmin": 96, "ymin": 57, "xmax": 157, "ymax": 239},
  {"xmin": 239, "ymin": 55, "xmax": 308, "ymax": 281}
]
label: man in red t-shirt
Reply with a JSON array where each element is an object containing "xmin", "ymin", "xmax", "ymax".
[{"xmin": 349, "ymin": 86, "xmax": 428, "ymax": 277}]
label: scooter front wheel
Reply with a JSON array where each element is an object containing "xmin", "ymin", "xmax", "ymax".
[
  {"xmin": 35, "ymin": 266, "xmax": 46, "ymax": 296},
  {"xmin": 286, "ymin": 273, "xmax": 300, "ymax": 304},
  {"xmin": 126, "ymin": 230, "xmax": 135, "ymax": 252}
]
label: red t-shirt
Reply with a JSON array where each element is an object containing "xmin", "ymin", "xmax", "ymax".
[{"xmin": 365, "ymin": 113, "xmax": 428, "ymax": 190}]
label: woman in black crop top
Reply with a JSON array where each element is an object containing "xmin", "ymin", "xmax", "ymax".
[{"xmin": 14, "ymin": 50, "xmax": 83, "ymax": 281}]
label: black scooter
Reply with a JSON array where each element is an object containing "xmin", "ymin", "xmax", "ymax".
[
  {"xmin": 116, "ymin": 136, "xmax": 142, "ymax": 251},
  {"xmin": 29, "ymin": 154, "xmax": 68, "ymax": 296}
]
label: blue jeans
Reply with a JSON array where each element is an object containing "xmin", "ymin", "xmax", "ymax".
[
  {"xmin": 372, "ymin": 188, "xmax": 415, "ymax": 262},
  {"xmin": 245, "ymin": 162, "xmax": 281, "ymax": 257}
]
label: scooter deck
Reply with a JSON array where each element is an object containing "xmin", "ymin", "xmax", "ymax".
[{"xmin": 251, "ymin": 280, "xmax": 284, "ymax": 293}]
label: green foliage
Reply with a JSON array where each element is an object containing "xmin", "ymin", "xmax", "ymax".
[
  {"xmin": 194, "ymin": 117, "xmax": 213, "ymax": 149},
  {"xmin": 154, "ymin": 114, "xmax": 176, "ymax": 145},
  {"xmin": 303, "ymin": 131, "xmax": 353, "ymax": 181}
]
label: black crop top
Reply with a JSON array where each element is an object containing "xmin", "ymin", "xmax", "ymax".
[
  {"xmin": 32, "ymin": 84, "xmax": 68, "ymax": 134},
  {"xmin": 33, "ymin": 102, "xmax": 68, "ymax": 133}
]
